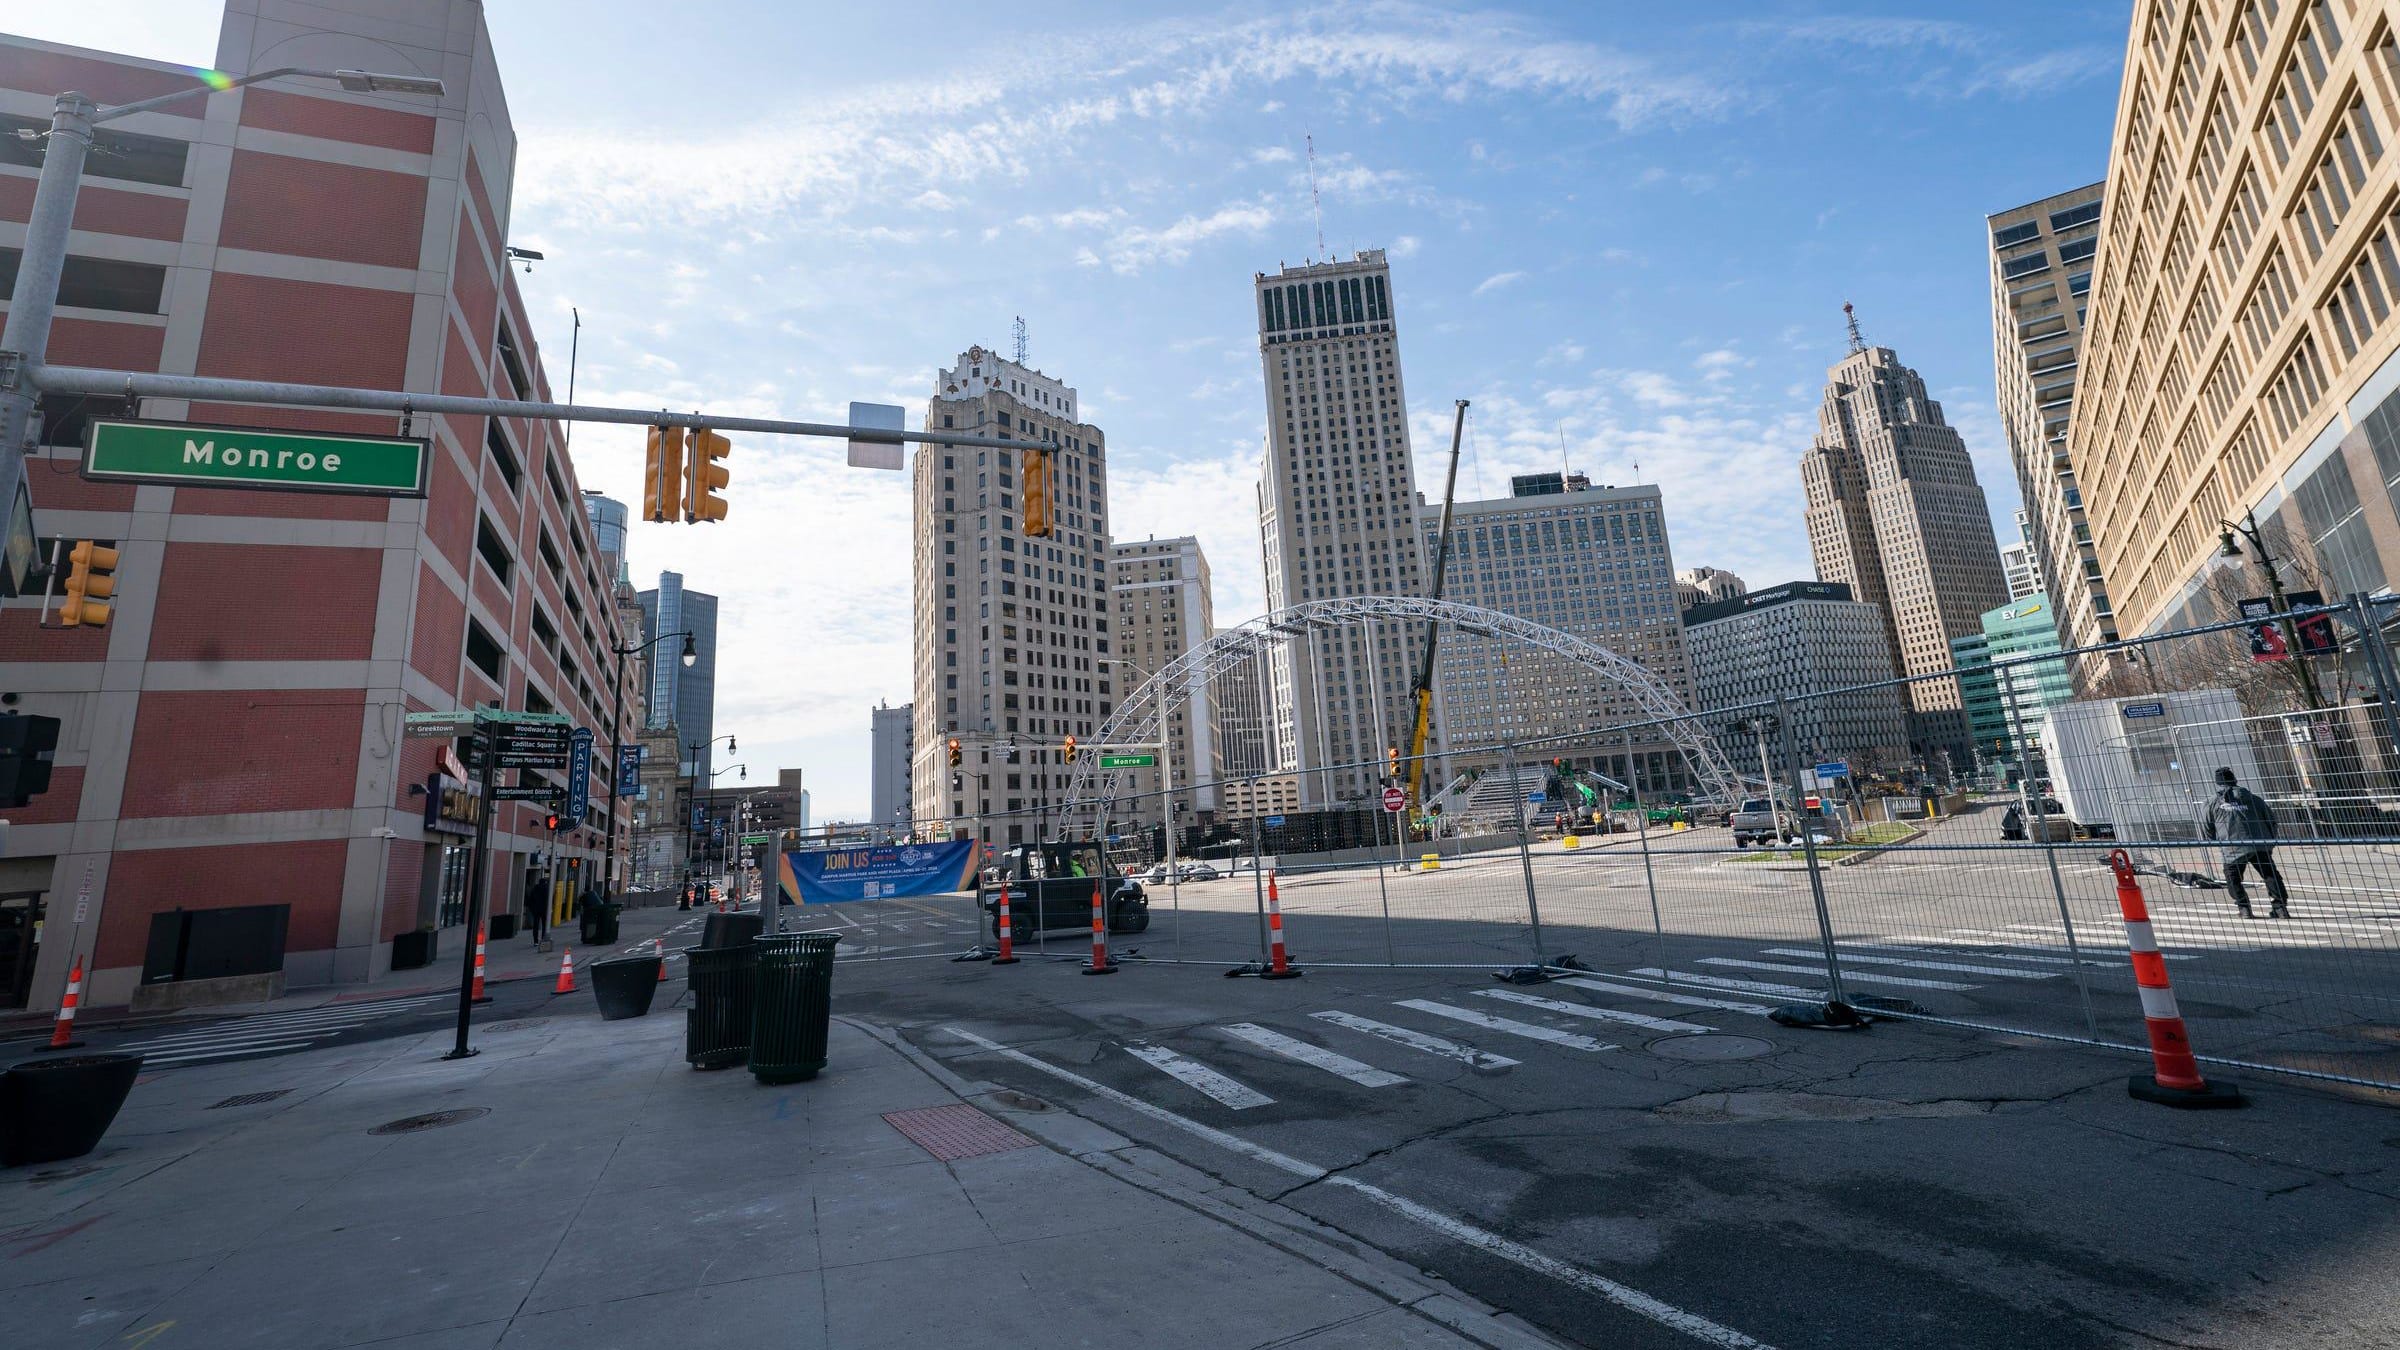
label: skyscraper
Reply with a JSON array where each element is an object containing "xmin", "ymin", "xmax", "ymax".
[
  {"xmin": 1254, "ymin": 250, "xmax": 1428, "ymax": 804},
  {"xmin": 638, "ymin": 572, "xmax": 719, "ymax": 781},
  {"xmin": 1211, "ymin": 626, "xmax": 1272, "ymax": 781},
  {"xmin": 1988, "ymin": 183, "xmax": 2116, "ymax": 679},
  {"xmin": 870, "ymin": 702, "xmax": 913, "ymax": 828},
  {"xmin": 1684, "ymin": 582, "xmax": 1912, "ymax": 777},
  {"xmin": 1109, "ymin": 537, "xmax": 1217, "ymax": 812},
  {"xmin": 910, "ymin": 346, "xmax": 1111, "ymax": 846},
  {"xmin": 1675, "ymin": 565, "xmax": 1747, "ymax": 612},
  {"xmin": 1999, "ymin": 509, "xmax": 2043, "ymax": 601},
  {"xmin": 1421, "ymin": 479, "xmax": 1698, "ymax": 791},
  {"xmin": 583, "ymin": 490, "xmax": 632, "ymax": 588},
  {"xmin": 1802, "ymin": 321, "xmax": 2010, "ymax": 767}
]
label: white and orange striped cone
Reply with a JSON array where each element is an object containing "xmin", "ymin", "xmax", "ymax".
[
  {"xmin": 1082, "ymin": 879, "xmax": 1118, "ymax": 975},
  {"xmin": 2109, "ymin": 850, "xmax": 2242, "ymax": 1108},
  {"xmin": 992, "ymin": 886, "xmax": 1020, "ymax": 965},
  {"xmin": 44, "ymin": 954, "xmax": 87, "ymax": 1050},
  {"xmin": 655, "ymin": 936, "xmax": 669, "ymax": 983},
  {"xmin": 470, "ymin": 923, "xmax": 492, "ymax": 1004},
  {"xmin": 552, "ymin": 947, "xmax": 577, "ymax": 995},
  {"xmin": 1260, "ymin": 871, "xmax": 1302, "ymax": 980}
]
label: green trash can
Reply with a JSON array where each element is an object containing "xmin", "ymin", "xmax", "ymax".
[
  {"xmin": 684, "ymin": 943, "xmax": 757, "ymax": 1069},
  {"xmin": 749, "ymin": 931, "xmax": 841, "ymax": 1084},
  {"xmin": 581, "ymin": 899, "xmax": 622, "ymax": 946}
]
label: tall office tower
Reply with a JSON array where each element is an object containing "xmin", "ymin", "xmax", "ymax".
[
  {"xmin": 1801, "ymin": 323, "xmax": 2010, "ymax": 768},
  {"xmin": 2075, "ymin": 1, "xmax": 2400, "ymax": 640},
  {"xmin": 1108, "ymin": 538, "xmax": 1218, "ymax": 812},
  {"xmin": 1254, "ymin": 250, "xmax": 1428, "ymax": 804},
  {"xmin": 1684, "ymin": 583, "xmax": 1913, "ymax": 777},
  {"xmin": 1211, "ymin": 626, "xmax": 1273, "ymax": 781},
  {"xmin": 638, "ymin": 572, "xmax": 720, "ymax": 781},
  {"xmin": 869, "ymin": 702, "xmax": 913, "ymax": 828},
  {"xmin": 1675, "ymin": 565, "xmax": 1747, "ymax": 612},
  {"xmin": 910, "ymin": 347, "xmax": 1111, "ymax": 846},
  {"xmin": 1423, "ymin": 480, "xmax": 1700, "ymax": 792},
  {"xmin": 584, "ymin": 490, "xmax": 632, "ymax": 587},
  {"xmin": 2000, "ymin": 509, "xmax": 2043, "ymax": 601},
  {"xmin": 1989, "ymin": 183, "xmax": 2117, "ymax": 681}
]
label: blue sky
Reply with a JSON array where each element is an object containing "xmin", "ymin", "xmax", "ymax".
[{"xmin": 30, "ymin": 2, "xmax": 2131, "ymax": 817}]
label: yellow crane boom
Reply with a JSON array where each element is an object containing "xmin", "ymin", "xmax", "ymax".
[{"xmin": 1406, "ymin": 400, "xmax": 1470, "ymax": 814}]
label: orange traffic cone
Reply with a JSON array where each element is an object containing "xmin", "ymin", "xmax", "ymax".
[
  {"xmin": 1082, "ymin": 878, "xmax": 1118, "ymax": 975},
  {"xmin": 1261, "ymin": 871, "xmax": 1301, "ymax": 980},
  {"xmin": 553, "ymin": 947, "xmax": 577, "ymax": 995},
  {"xmin": 470, "ymin": 923, "xmax": 492, "ymax": 1004},
  {"xmin": 46, "ymin": 954, "xmax": 86, "ymax": 1050},
  {"xmin": 2109, "ymin": 851, "xmax": 2242, "ymax": 1108},
  {"xmin": 655, "ymin": 936, "xmax": 669, "ymax": 983}
]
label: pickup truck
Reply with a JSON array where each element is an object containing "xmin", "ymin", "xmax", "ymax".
[
  {"xmin": 984, "ymin": 840, "xmax": 1149, "ymax": 940},
  {"xmin": 1729, "ymin": 798, "xmax": 1783, "ymax": 847}
]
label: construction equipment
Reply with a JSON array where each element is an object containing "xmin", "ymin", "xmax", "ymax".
[{"xmin": 1405, "ymin": 400, "xmax": 1470, "ymax": 815}]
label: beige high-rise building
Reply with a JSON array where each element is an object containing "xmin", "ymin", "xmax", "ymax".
[
  {"xmin": 2074, "ymin": 0, "xmax": 2400, "ymax": 639},
  {"xmin": 910, "ymin": 347, "xmax": 1112, "ymax": 847},
  {"xmin": 1254, "ymin": 250, "xmax": 1430, "ymax": 804},
  {"xmin": 1675, "ymin": 565, "xmax": 1747, "ymax": 612},
  {"xmin": 1988, "ymin": 183, "xmax": 2120, "ymax": 686},
  {"xmin": 1802, "ymin": 328, "xmax": 2010, "ymax": 767},
  {"xmin": 1107, "ymin": 537, "xmax": 1217, "ymax": 813},
  {"xmin": 1211, "ymin": 626, "xmax": 1273, "ymax": 782}
]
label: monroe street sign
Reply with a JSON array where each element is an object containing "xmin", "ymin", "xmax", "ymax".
[
  {"xmin": 83, "ymin": 419, "xmax": 430, "ymax": 497},
  {"xmin": 1098, "ymin": 753, "xmax": 1156, "ymax": 768}
]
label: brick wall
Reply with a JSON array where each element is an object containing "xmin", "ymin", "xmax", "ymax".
[
  {"xmin": 410, "ymin": 564, "xmax": 464, "ymax": 687},
  {"xmin": 147, "ymin": 542, "xmax": 381, "ymax": 663},
  {"xmin": 97, "ymin": 838, "xmax": 349, "ymax": 968},
  {"xmin": 0, "ymin": 177, "xmax": 186, "ymax": 240},
  {"xmin": 219, "ymin": 150, "xmax": 427, "ymax": 269},
  {"xmin": 118, "ymin": 689, "xmax": 366, "ymax": 818},
  {"xmin": 240, "ymin": 87, "xmax": 435, "ymax": 154}
]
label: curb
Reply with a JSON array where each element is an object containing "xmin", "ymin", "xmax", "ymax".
[{"xmin": 846, "ymin": 1016, "xmax": 1574, "ymax": 1350}]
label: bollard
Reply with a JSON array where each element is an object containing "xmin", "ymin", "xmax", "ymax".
[
  {"xmin": 2109, "ymin": 851, "xmax": 2243, "ymax": 1108},
  {"xmin": 656, "ymin": 936, "xmax": 669, "ymax": 983},
  {"xmin": 992, "ymin": 885, "xmax": 1019, "ymax": 965},
  {"xmin": 44, "ymin": 955, "xmax": 86, "ymax": 1050},
  {"xmin": 1421, "ymin": 852, "xmax": 1441, "ymax": 871},
  {"xmin": 1082, "ymin": 879, "xmax": 1118, "ymax": 975},
  {"xmin": 470, "ymin": 923, "xmax": 492, "ymax": 1004},
  {"xmin": 1261, "ymin": 870, "xmax": 1301, "ymax": 979},
  {"xmin": 553, "ymin": 947, "xmax": 577, "ymax": 995}
]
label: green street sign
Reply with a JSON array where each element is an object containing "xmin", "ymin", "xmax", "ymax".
[
  {"xmin": 404, "ymin": 710, "xmax": 476, "ymax": 739},
  {"xmin": 1098, "ymin": 753, "xmax": 1156, "ymax": 768},
  {"xmin": 82, "ymin": 418, "xmax": 430, "ymax": 497},
  {"xmin": 477, "ymin": 709, "xmax": 572, "ymax": 726},
  {"xmin": 740, "ymin": 833, "xmax": 772, "ymax": 846}
]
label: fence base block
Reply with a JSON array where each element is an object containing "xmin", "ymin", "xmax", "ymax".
[
  {"xmin": 1768, "ymin": 1000, "xmax": 1869, "ymax": 1030},
  {"xmin": 2128, "ymin": 1076, "xmax": 2246, "ymax": 1109}
]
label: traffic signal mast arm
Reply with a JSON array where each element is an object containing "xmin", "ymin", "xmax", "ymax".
[{"xmin": 1405, "ymin": 400, "xmax": 1469, "ymax": 811}]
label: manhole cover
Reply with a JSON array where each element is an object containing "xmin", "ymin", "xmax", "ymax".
[
  {"xmin": 208, "ymin": 1089, "xmax": 292, "ymax": 1110},
  {"xmin": 1649, "ymin": 1034, "xmax": 1775, "ymax": 1061},
  {"xmin": 369, "ymin": 1107, "xmax": 489, "ymax": 1135}
]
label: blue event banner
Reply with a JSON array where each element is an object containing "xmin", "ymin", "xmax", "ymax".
[{"xmin": 779, "ymin": 840, "xmax": 981, "ymax": 904}]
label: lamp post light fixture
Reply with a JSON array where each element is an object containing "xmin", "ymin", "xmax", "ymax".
[
  {"xmin": 603, "ymin": 629, "xmax": 695, "ymax": 899},
  {"xmin": 2219, "ymin": 508, "xmax": 2328, "ymax": 711}
]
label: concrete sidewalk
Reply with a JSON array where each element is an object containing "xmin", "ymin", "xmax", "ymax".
[{"xmin": 2, "ymin": 983, "xmax": 1563, "ymax": 1350}]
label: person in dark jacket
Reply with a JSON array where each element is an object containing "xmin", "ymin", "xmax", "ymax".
[
  {"xmin": 2202, "ymin": 766, "xmax": 2288, "ymax": 918},
  {"xmin": 2000, "ymin": 804, "xmax": 2025, "ymax": 841}
]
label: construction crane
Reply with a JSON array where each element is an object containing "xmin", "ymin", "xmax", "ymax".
[{"xmin": 1405, "ymin": 400, "xmax": 1470, "ymax": 814}]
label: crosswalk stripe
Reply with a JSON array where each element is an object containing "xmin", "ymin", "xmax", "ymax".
[
  {"xmin": 1759, "ymin": 948, "xmax": 2058, "ymax": 980},
  {"xmin": 1309, "ymin": 1011, "xmax": 1520, "ymax": 1069},
  {"xmin": 1122, "ymin": 1044, "xmax": 1274, "ymax": 1109},
  {"xmin": 1694, "ymin": 958, "xmax": 1976, "ymax": 992},
  {"xmin": 1221, "ymin": 1024, "xmax": 1407, "ymax": 1087},
  {"xmin": 1873, "ymin": 939, "xmax": 2126, "ymax": 967},
  {"xmin": 1631, "ymin": 968, "xmax": 1823, "ymax": 999},
  {"xmin": 1476, "ymin": 988, "xmax": 1712, "ymax": 1034},
  {"xmin": 142, "ymin": 1038, "xmax": 323, "ymax": 1066},
  {"xmin": 1394, "ymin": 1000, "xmax": 1616, "ymax": 1053},
  {"xmin": 1552, "ymin": 976, "xmax": 1775, "ymax": 1015},
  {"xmin": 122, "ymin": 1024, "xmax": 360, "ymax": 1050},
  {"xmin": 123, "ymin": 1013, "xmax": 394, "ymax": 1047}
]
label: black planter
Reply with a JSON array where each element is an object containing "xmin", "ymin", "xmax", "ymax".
[
  {"xmin": 589, "ymin": 955, "xmax": 662, "ymax": 1021},
  {"xmin": 391, "ymin": 928, "xmax": 438, "ymax": 971},
  {"xmin": 3, "ymin": 1053, "xmax": 143, "ymax": 1168},
  {"xmin": 488, "ymin": 913, "xmax": 519, "ymax": 941},
  {"xmin": 700, "ymin": 911, "xmax": 764, "ymax": 950}
]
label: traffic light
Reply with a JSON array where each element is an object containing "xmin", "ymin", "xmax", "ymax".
[
  {"xmin": 60, "ymin": 540, "xmax": 119, "ymax": 628},
  {"xmin": 686, "ymin": 428, "xmax": 731, "ymax": 522},
  {"xmin": 1388, "ymin": 745, "xmax": 1400, "ymax": 779},
  {"xmin": 543, "ymin": 810, "xmax": 562, "ymax": 832},
  {"xmin": 1062, "ymin": 735, "xmax": 1077, "ymax": 763},
  {"xmin": 0, "ymin": 713, "xmax": 61, "ymax": 808},
  {"xmin": 643, "ymin": 426, "xmax": 684, "ymax": 521},
  {"xmin": 946, "ymin": 737, "xmax": 963, "ymax": 767},
  {"xmin": 1022, "ymin": 448, "xmax": 1053, "ymax": 538}
]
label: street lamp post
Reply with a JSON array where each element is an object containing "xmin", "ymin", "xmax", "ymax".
[
  {"xmin": 2220, "ymin": 508, "xmax": 2328, "ymax": 711},
  {"xmin": 690, "ymin": 758, "xmax": 745, "ymax": 888},
  {"xmin": 605, "ymin": 630, "xmax": 695, "ymax": 899},
  {"xmin": 0, "ymin": 68, "xmax": 445, "ymax": 537},
  {"xmin": 1100, "ymin": 658, "xmax": 1176, "ymax": 902}
]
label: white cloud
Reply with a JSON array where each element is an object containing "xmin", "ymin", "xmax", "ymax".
[
  {"xmin": 1694, "ymin": 347, "xmax": 1747, "ymax": 381},
  {"xmin": 1473, "ymin": 270, "xmax": 1528, "ymax": 296},
  {"xmin": 909, "ymin": 188, "xmax": 959, "ymax": 211},
  {"xmin": 1250, "ymin": 145, "xmax": 1297, "ymax": 164},
  {"xmin": 1094, "ymin": 199, "xmax": 1277, "ymax": 275},
  {"xmin": 1389, "ymin": 235, "xmax": 1422, "ymax": 258}
]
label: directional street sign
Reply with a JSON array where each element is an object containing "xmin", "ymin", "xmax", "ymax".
[
  {"xmin": 493, "ymin": 745, "xmax": 570, "ymax": 770},
  {"xmin": 492, "ymin": 783, "xmax": 563, "ymax": 803},
  {"xmin": 1526, "ymin": 791, "xmax": 1547, "ymax": 805},
  {"xmin": 404, "ymin": 710, "xmax": 476, "ymax": 739},
  {"xmin": 1264, "ymin": 815, "xmax": 1286, "ymax": 828},
  {"xmin": 84, "ymin": 418, "xmax": 431, "ymax": 496},
  {"xmin": 740, "ymin": 832, "xmax": 772, "ymax": 846},
  {"xmin": 1382, "ymin": 786, "xmax": 1407, "ymax": 813},
  {"xmin": 1814, "ymin": 761, "xmax": 1850, "ymax": 779},
  {"xmin": 1098, "ymin": 753, "xmax": 1156, "ymax": 768},
  {"xmin": 479, "ymin": 709, "xmax": 573, "ymax": 726}
]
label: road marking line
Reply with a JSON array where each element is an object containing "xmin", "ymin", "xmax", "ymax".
[
  {"xmin": 1876, "ymin": 939, "xmax": 2126, "ymax": 967},
  {"xmin": 141, "ymin": 1038, "xmax": 323, "ymax": 1065},
  {"xmin": 1553, "ymin": 976, "xmax": 1775, "ymax": 1015},
  {"xmin": 1308, "ymin": 1011, "xmax": 1520, "ymax": 1069},
  {"xmin": 1631, "ymin": 968, "xmax": 1824, "ymax": 999},
  {"xmin": 1220, "ymin": 1024, "xmax": 1408, "ymax": 1087},
  {"xmin": 942, "ymin": 1026, "xmax": 1773, "ymax": 1350},
  {"xmin": 1122, "ymin": 1044, "xmax": 1274, "ymax": 1109},
  {"xmin": 119, "ymin": 1022, "xmax": 368, "ymax": 1049},
  {"xmin": 1759, "ymin": 948, "xmax": 2058, "ymax": 980},
  {"xmin": 1694, "ymin": 958, "xmax": 1976, "ymax": 992},
  {"xmin": 1395, "ymin": 1000, "xmax": 1616, "ymax": 1053},
  {"xmin": 1476, "ymin": 988, "xmax": 1712, "ymax": 1034}
]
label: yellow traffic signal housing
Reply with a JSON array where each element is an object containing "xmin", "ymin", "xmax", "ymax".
[
  {"xmin": 60, "ymin": 540, "xmax": 119, "ymax": 629},
  {"xmin": 946, "ymin": 737, "xmax": 963, "ymax": 767},
  {"xmin": 1062, "ymin": 734, "xmax": 1077, "ymax": 763},
  {"xmin": 643, "ymin": 426, "xmax": 685, "ymax": 521},
  {"xmin": 1022, "ymin": 448, "xmax": 1053, "ymax": 538},
  {"xmin": 1388, "ymin": 745, "xmax": 1401, "ymax": 780},
  {"xmin": 687, "ymin": 429, "xmax": 731, "ymax": 522}
]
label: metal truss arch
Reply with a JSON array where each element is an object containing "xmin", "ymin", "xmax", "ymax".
[{"xmin": 1063, "ymin": 595, "xmax": 1739, "ymax": 827}]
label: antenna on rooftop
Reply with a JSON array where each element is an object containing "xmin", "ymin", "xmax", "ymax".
[
  {"xmin": 1843, "ymin": 301, "xmax": 1866, "ymax": 355},
  {"xmin": 1013, "ymin": 315, "xmax": 1028, "ymax": 366},
  {"xmin": 1306, "ymin": 133, "xmax": 1326, "ymax": 260}
]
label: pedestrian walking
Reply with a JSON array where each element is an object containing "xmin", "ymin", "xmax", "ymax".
[
  {"xmin": 2000, "ymin": 804, "xmax": 2025, "ymax": 841},
  {"xmin": 2202, "ymin": 766, "xmax": 2289, "ymax": 918}
]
